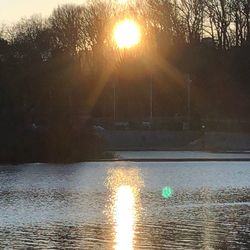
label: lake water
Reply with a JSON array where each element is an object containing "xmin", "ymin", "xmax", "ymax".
[{"xmin": 0, "ymin": 159, "xmax": 249, "ymax": 249}]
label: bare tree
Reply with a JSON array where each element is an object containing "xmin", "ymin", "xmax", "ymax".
[
  {"xmin": 9, "ymin": 16, "xmax": 50, "ymax": 61},
  {"xmin": 49, "ymin": 4, "xmax": 86, "ymax": 56},
  {"xmin": 206, "ymin": 0, "xmax": 232, "ymax": 49},
  {"xmin": 228, "ymin": 0, "xmax": 250, "ymax": 47},
  {"xmin": 178, "ymin": 0, "xmax": 206, "ymax": 44},
  {"xmin": 243, "ymin": 0, "xmax": 250, "ymax": 44},
  {"xmin": 0, "ymin": 24, "xmax": 7, "ymax": 39},
  {"xmin": 82, "ymin": 1, "xmax": 113, "ymax": 57}
]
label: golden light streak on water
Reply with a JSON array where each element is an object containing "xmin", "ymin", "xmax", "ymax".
[
  {"xmin": 105, "ymin": 167, "xmax": 144, "ymax": 250},
  {"xmin": 114, "ymin": 185, "xmax": 135, "ymax": 250}
]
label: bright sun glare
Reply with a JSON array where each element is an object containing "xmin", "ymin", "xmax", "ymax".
[
  {"xmin": 114, "ymin": 19, "xmax": 141, "ymax": 49},
  {"xmin": 114, "ymin": 185, "xmax": 135, "ymax": 250},
  {"xmin": 117, "ymin": 0, "xmax": 128, "ymax": 4}
]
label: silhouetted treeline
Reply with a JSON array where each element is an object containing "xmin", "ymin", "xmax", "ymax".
[{"xmin": 0, "ymin": 0, "xmax": 250, "ymax": 162}]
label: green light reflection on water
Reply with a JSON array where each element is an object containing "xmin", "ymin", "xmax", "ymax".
[{"xmin": 162, "ymin": 186, "xmax": 173, "ymax": 199}]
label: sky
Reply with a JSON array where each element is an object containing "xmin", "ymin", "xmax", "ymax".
[{"xmin": 0, "ymin": 0, "xmax": 85, "ymax": 24}]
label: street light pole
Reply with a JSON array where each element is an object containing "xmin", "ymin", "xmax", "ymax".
[
  {"xmin": 150, "ymin": 72, "xmax": 153, "ymax": 123},
  {"xmin": 113, "ymin": 81, "xmax": 116, "ymax": 122},
  {"xmin": 187, "ymin": 74, "xmax": 192, "ymax": 130}
]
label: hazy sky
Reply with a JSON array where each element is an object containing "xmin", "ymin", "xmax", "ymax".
[{"xmin": 0, "ymin": 0, "xmax": 85, "ymax": 24}]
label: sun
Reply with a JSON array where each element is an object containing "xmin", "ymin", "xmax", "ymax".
[{"xmin": 114, "ymin": 19, "xmax": 141, "ymax": 49}]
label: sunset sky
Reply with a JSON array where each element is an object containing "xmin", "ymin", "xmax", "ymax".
[{"xmin": 0, "ymin": 0, "xmax": 85, "ymax": 24}]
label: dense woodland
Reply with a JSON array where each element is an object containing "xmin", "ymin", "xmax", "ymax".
[{"xmin": 0, "ymin": 0, "xmax": 249, "ymax": 162}]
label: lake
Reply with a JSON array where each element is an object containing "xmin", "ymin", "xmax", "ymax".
[{"xmin": 0, "ymin": 157, "xmax": 249, "ymax": 249}]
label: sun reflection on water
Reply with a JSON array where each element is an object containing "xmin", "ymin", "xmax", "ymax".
[
  {"xmin": 105, "ymin": 167, "xmax": 143, "ymax": 250},
  {"xmin": 114, "ymin": 185, "xmax": 135, "ymax": 250}
]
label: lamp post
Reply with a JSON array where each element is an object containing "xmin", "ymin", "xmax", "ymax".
[
  {"xmin": 150, "ymin": 72, "xmax": 153, "ymax": 123},
  {"xmin": 113, "ymin": 81, "xmax": 116, "ymax": 122},
  {"xmin": 187, "ymin": 74, "xmax": 192, "ymax": 130}
]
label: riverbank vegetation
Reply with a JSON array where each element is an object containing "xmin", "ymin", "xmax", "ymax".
[{"xmin": 0, "ymin": 0, "xmax": 249, "ymax": 162}]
